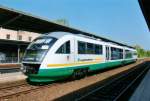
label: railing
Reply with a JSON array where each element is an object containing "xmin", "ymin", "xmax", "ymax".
[{"xmin": 0, "ymin": 57, "xmax": 22, "ymax": 63}]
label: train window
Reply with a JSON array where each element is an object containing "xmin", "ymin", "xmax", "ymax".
[
  {"xmin": 111, "ymin": 47, "xmax": 123, "ymax": 60},
  {"xmin": 95, "ymin": 44, "xmax": 103, "ymax": 54},
  {"xmin": 66, "ymin": 41, "xmax": 70, "ymax": 54},
  {"xmin": 133, "ymin": 52, "xmax": 137, "ymax": 55},
  {"xmin": 78, "ymin": 41, "xmax": 86, "ymax": 54},
  {"xmin": 125, "ymin": 50, "xmax": 133, "ymax": 58},
  {"xmin": 27, "ymin": 37, "xmax": 57, "ymax": 50},
  {"xmin": 28, "ymin": 37, "xmax": 32, "ymax": 42},
  {"xmin": 56, "ymin": 41, "xmax": 70, "ymax": 54},
  {"xmin": 119, "ymin": 49, "xmax": 123, "ymax": 59},
  {"xmin": 24, "ymin": 37, "xmax": 57, "ymax": 62},
  {"xmin": 18, "ymin": 35, "xmax": 22, "ymax": 40},
  {"xmin": 78, "ymin": 41, "xmax": 103, "ymax": 55},
  {"xmin": 6, "ymin": 34, "xmax": 10, "ymax": 39},
  {"xmin": 87, "ymin": 43, "xmax": 94, "ymax": 54}
]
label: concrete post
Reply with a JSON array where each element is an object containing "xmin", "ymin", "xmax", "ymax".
[{"xmin": 17, "ymin": 45, "xmax": 20, "ymax": 63}]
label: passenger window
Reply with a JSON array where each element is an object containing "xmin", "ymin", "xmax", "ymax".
[
  {"xmin": 133, "ymin": 52, "xmax": 137, "ymax": 55},
  {"xmin": 125, "ymin": 50, "xmax": 132, "ymax": 59},
  {"xmin": 95, "ymin": 44, "xmax": 102, "ymax": 54},
  {"xmin": 66, "ymin": 41, "xmax": 70, "ymax": 54},
  {"xmin": 111, "ymin": 47, "xmax": 123, "ymax": 60},
  {"xmin": 56, "ymin": 41, "xmax": 70, "ymax": 54},
  {"xmin": 86, "ymin": 43, "xmax": 94, "ymax": 54},
  {"xmin": 78, "ymin": 41, "xmax": 86, "ymax": 54},
  {"xmin": 78, "ymin": 41, "xmax": 103, "ymax": 55}
]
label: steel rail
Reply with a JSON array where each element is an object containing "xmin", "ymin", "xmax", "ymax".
[
  {"xmin": 0, "ymin": 82, "xmax": 27, "ymax": 90},
  {"xmin": 0, "ymin": 83, "xmax": 57, "ymax": 99},
  {"xmin": 114, "ymin": 64, "xmax": 150, "ymax": 100},
  {"xmin": 75, "ymin": 62, "xmax": 149, "ymax": 101}
]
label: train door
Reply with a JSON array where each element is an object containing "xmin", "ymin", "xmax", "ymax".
[
  {"xmin": 66, "ymin": 38, "xmax": 75, "ymax": 63},
  {"xmin": 52, "ymin": 38, "xmax": 75, "ymax": 65},
  {"xmin": 70, "ymin": 38, "xmax": 76, "ymax": 63},
  {"xmin": 106, "ymin": 46, "xmax": 110, "ymax": 61}
]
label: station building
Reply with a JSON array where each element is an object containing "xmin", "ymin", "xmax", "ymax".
[
  {"xmin": 0, "ymin": 27, "xmax": 40, "ymax": 63},
  {"xmin": 0, "ymin": 5, "xmax": 136, "ymax": 64}
]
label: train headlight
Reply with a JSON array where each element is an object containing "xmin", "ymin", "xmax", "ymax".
[
  {"xmin": 21, "ymin": 65, "xmax": 27, "ymax": 73},
  {"xmin": 35, "ymin": 57, "xmax": 41, "ymax": 62}
]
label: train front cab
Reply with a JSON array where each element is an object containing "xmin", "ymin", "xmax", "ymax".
[{"xmin": 22, "ymin": 34, "xmax": 76, "ymax": 82}]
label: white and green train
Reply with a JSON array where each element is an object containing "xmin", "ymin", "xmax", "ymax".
[{"xmin": 21, "ymin": 32, "xmax": 137, "ymax": 82}]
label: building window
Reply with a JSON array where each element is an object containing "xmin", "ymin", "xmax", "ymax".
[
  {"xmin": 56, "ymin": 41, "xmax": 70, "ymax": 54},
  {"xmin": 6, "ymin": 34, "xmax": 10, "ymax": 39},
  {"xmin": 18, "ymin": 35, "xmax": 22, "ymax": 40},
  {"xmin": 28, "ymin": 37, "xmax": 32, "ymax": 42}
]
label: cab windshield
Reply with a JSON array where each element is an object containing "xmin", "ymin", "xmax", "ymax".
[{"xmin": 23, "ymin": 36, "xmax": 57, "ymax": 62}]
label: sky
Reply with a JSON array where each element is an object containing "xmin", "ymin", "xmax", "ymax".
[{"xmin": 0, "ymin": 0, "xmax": 150, "ymax": 50}]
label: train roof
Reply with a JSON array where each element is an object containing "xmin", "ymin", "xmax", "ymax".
[
  {"xmin": 0, "ymin": 5, "xmax": 135, "ymax": 49},
  {"xmin": 46, "ymin": 32, "xmax": 135, "ymax": 50},
  {"xmin": 46, "ymin": 32, "xmax": 74, "ymax": 39}
]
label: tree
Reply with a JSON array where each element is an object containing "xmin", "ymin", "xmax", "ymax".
[
  {"xmin": 134, "ymin": 45, "xmax": 150, "ymax": 58},
  {"xmin": 54, "ymin": 19, "xmax": 69, "ymax": 26}
]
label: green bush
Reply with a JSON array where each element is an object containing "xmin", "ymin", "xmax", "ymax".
[{"xmin": 134, "ymin": 45, "xmax": 150, "ymax": 58}]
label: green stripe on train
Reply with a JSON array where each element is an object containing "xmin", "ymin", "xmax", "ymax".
[{"xmin": 28, "ymin": 59, "xmax": 135, "ymax": 82}]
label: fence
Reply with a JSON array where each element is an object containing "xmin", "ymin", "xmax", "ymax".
[{"xmin": 0, "ymin": 57, "xmax": 22, "ymax": 63}]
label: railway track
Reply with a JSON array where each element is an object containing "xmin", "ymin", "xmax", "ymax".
[
  {"xmin": 75, "ymin": 61, "xmax": 150, "ymax": 101},
  {"xmin": 0, "ymin": 80, "xmax": 26, "ymax": 89},
  {"xmin": 0, "ymin": 81, "xmax": 29, "ymax": 98},
  {"xmin": 0, "ymin": 81, "xmax": 57, "ymax": 100},
  {"xmin": 0, "ymin": 60, "xmax": 149, "ymax": 101}
]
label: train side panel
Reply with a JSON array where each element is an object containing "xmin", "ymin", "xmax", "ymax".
[{"xmin": 22, "ymin": 33, "xmax": 138, "ymax": 82}]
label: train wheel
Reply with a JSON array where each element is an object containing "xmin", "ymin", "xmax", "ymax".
[
  {"xmin": 72, "ymin": 68, "xmax": 88, "ymax": 79},
  {"xmin": 82, "ymin": 68, "xmax": 88, "ymax": 77}
]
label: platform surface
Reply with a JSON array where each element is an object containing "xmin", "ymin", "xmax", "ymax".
[
  {"xmin": 0, "ymin": 72, "xmax": 26, "ymax": 84},
  {"xmin": 130, "ymin": 66, "xmax": 150, "ymax": 101}
]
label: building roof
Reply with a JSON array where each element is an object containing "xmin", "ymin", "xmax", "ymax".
[
  {"xmin": 0, "ymin": 39, "xmax": 29, "ymax": 46},
  {"xmin": 0, "ymin": 5, "xmax": 135, "ymax": 49},
  {"xmin": 139, "ymin": 0, "xmax": 150, "ymax": 30}
]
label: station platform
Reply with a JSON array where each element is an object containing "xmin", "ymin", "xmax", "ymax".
[
  {"xmin": 0, "ymin": 63, "xmax": 21, "ymax": 68},
  {"xmin": 0, "ymin": 63, "xmax": 21, "ymax": 74},
  {"xmin": 130, "ymin": 65, "xmax": 150, "ymax": 101},
  {"xmin": 0, "ymin": 72, "xmax": 26, "ymax": 84}
]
